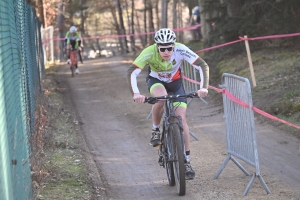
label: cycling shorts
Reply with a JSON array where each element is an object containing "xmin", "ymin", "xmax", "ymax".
[{"xmin": 146, "ymin": 75, "xmax": 187, "ymax": 104}]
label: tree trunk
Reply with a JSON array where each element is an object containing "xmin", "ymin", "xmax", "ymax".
[
  {"xmin": 155, "ymin": 0, "xmax": 160, "ymax": 29},
  {"xmin": 117, "ymin": 0, "xmax": 129, "ymax": 53},
  {"xmin": 148, "ymin": 1, "xmax": 155, "ymax": 44},
  {"xmin": 130, "ymin": 0, "xmax": 135, "ymax": 52},
  {"xmin": 36, "ymin": 0, "xmax": 45, "ymax": 28},
  {"xmin": 161, "ymin": 0, "xmax": 168, "ymax": 28},
  {"xmin": 110, "ymin": 6, "xmax": 122, "ymax": 53},
  {"xmin": 227, "ymin": 0, "xmax": 245, "ymax": 17},
  {"xmin": 143, "ymin": 0, "xmax": 147, "ymax": 46},
  {"xmin": 80, "ymin": 0, "xmax": 85, "ymax": 35},
  {"xmin": 56, "ymin": 0, "xmax": 64, "ymax": 61},
  {"xmin": 199, "ymin": 0, "xmax": 212, "ymax": 47},
  {"xmin": 173, "ymin": 0, "xmax": 177, "ymax": 29},
  {"xmin": 135, "ymin": 11, "xmax": 146, "ymax": 48}
]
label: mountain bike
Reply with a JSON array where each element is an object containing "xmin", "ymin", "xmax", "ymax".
[
  {"xmin": 144, "ymin": 92, "xmax": 198, "ymax": 196},
  {"xmin": 69, "ymin": 48, "xmax": 78, "ymax": 77}
]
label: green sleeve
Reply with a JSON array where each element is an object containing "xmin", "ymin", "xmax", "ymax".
[{"xmin": 132, "ymin": 45, "xmax": 155, "ymax": 69}]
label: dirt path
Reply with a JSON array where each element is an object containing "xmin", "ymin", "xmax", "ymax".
[{"xmin": 55, "ymin": 56, "xmax": 300, "ymax": 199}]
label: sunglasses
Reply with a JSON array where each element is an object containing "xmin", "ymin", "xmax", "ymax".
[{"xmin": 158, "ymin": 46, "xmax": 174, "ymax": 52}]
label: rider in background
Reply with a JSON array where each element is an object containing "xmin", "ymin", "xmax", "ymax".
[
  {"xmin": 189, "ymin": 6, "xmax": 202, "ymax": 40},
  {"xmin": 127, "ymin": 28, "xmax": 209, "ymax": 180},
  {"xmin": 65, "ymin": 26, "xmax": 81, "ymax": 74}
]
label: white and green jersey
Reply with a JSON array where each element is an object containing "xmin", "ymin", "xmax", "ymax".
[{"xmin": 127, "ymin": 42, "xmax": 209, "ymax": 94}]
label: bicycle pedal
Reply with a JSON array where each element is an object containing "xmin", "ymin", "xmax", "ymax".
[{"xmin": 154, "ymin": 144, "xmax": 161, "ymax": 148}]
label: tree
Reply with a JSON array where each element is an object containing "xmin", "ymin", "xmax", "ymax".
[{"xmin": 117, "ymin": 0, "xmax": 129, "ymax": 53}]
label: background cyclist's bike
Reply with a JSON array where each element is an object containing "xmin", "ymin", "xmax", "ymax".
[
  {"xmin": 69, "ymin": 48, "xmax": 78, "ymax": 77},
  {"xmin": 145, "ymin": 92, "xmax": 198, "ymax": 196}
]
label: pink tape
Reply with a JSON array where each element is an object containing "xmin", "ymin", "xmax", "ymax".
[{"xmin": 182, "ymin": 75, "xmax": 300, "ymax": 130}]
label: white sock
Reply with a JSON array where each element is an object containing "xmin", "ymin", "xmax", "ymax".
[
  {"xmin": 185, "ymin": 155, "xmax": 190, "ymax": 163},
  {"xmin": 152, "ymin": 124, "xmax": 160, "ymax": 129}
]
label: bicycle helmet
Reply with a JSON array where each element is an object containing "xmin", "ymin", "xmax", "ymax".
[
  {"xmin": 154, "ymin": 28, "xmax": 176, "ymax": 44},
  {"xmin": 70, "ymin": 26, "xmax": 77, "ymax": 33}
]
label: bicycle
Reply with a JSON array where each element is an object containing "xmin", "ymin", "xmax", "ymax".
[
  {"xmin": 69, "ymin": 48, "xmax": 78, "ymax": 77},
  {"xmin": 144, "ymin": 92, "xmax": 199, "ymax": 196}
]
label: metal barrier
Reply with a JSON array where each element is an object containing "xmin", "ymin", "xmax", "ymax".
[{"xmin": 214, "ymin": 73, "xmax": 271, "ymax": 196}]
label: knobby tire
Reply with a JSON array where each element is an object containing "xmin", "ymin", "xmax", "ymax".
[
  {"xmin": 163, "ymin": 126, "xmax": 175, "ymax": 186},
  {"xmin": 169, "ymin": 120, "xmax": 186, "ymax": 196}
]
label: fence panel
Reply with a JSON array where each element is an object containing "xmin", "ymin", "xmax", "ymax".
[
  {"xmin": 214, "ymin": 73, "xmax": 270, "ymax": 196},
  {"xmin": 0, "ymin": 0, "xmax": 44, "ymax": 199}
]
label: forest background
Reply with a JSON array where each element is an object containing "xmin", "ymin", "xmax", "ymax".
[
  {"xmin": 27, "ymin": 0, "xmax": 300, "ymax": 135},
  {"xmin": 25, "ymin": 0, "xmax": 300, "ymax": 198}
]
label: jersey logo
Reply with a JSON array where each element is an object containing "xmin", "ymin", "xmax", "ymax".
[{"xmin": 172, "ymin": 59, "xmax": 177, "ymax": 65}]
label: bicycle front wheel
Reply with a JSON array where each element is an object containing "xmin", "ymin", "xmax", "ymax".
[
  {"xmin": 169, "ymin": 121, "xmax": 186, "ymax": 196},
  {"xmin": 163, "ymin": 131, "xmax": 175, "ymax": 186}
]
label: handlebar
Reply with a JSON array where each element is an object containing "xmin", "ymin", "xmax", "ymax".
[{"xmin": 144, "ymin": 92, "xmax": 199, "ymax": 104}]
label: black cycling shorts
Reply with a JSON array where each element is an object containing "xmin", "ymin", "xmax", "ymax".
[{"xmin": 146, "ymin": 76, "xmax": 186, "ymax": 103}]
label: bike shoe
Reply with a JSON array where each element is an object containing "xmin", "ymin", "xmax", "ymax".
[
  {"xmin": 185, "ymin": 162, "xmax": 195, "ymax": 180},
  {"xmin": 67, "ymin": 59, "xmax": 70, "ymax": 64},
  {"xmin": 150, "ymin": 128, "xmax": 161, "ymax": 147}
]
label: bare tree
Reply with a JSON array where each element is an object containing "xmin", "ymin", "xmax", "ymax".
[
  {"xmin": 130, "ymin": 0, "xmax": 136, "ymax": 52},
  {"xmin": 154, "ymin": 0, "xmax": 160, "ymax": 29},
  {"xmin": 117, "ymin": 0, "xmax": 129, "ymax": 53},
  {"xmin": 56, "ymin": 0, "xmax": 65, "ymax": 60},
  {"xmin": 173, "ymin": 0, "xmax": 178, "ymax": 29},
  {"xmin": 148, "ymin": 1, "xmax": 155, "ymax": 44},
  {"xmin": 143, "ymin": 0, "xmax": 148, "ymax": 46}
]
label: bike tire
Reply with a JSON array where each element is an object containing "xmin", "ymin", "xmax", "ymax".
[
  {"xmin": 163, "ymin": 129, "xmax": 175, "ymax": 186},
  {"xmin": 71, "ymin": 65, "xmax": 74, "ymax": 77},
  {"xmin": 169, "ymin": 121, "xmax": 186, "ymax": 196}
]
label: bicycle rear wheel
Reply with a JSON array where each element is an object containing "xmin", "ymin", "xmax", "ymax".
[{"xmin": 169, "ymin": 121, "xmax": 186, "ymax": 196}]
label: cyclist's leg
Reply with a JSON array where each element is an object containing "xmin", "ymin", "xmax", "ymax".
[
  {"xmin": 147, "ymin": 77, "xmax": 167, "ymax": 127},
  {"xmin": 147, "ymin": 77, "xmax": 167, "ymax": 146},
  {"xmin": 78, "ymin": 47, "xmax": 83, "ymax": 63},
  {"xmin": 174, "ymin": 106, "xmax": 189, "ymax": 147},
  {"xmin": 170, "ymin": 88, "xmax": 190, "ymax": 152},
  {"xmin": 66, "ymin": 44, "xmax": 71, "ymax": 62}
]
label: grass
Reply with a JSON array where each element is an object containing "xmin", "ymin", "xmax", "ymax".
[
  {"xmin": 32, "ymin": 66, "xmax": 93, "ymax": 200},
  {"xmin": 202, "ymin": 45, "xmax": 300, "ymax": 135},
  {"xmin": 183, "ymin": 38, "xmax": 300, "ymax": 135}
]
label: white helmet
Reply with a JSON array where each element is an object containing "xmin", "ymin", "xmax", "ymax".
[
  {"xmin": 154, "ymin": 28, "xmax": 176, "ymax": 44},
  {"xmin": 70, "ymin": 26, "xmax": 77, "ymax": 33}
]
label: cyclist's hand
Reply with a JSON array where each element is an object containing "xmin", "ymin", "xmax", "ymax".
[
  {"xmin": 197, "ymin": 88, "xmax": 208, "ymax": 98},
  {"xmin": 133, "ymin": 93, "xmax": 145, "ymax": 103}
]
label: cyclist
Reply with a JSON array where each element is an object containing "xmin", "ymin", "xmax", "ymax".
[
  {"xmin": 127, "ymin": 28, "xmax": 209, "ymax": 180},
  {"xmin": 189, "ymin": 6, "xmax": 202, "ymax": 40},
  {"xmin": 65, "ymin": 26, "xmax": 81, "ymax": 74}
]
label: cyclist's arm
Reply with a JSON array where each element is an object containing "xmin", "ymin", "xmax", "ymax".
[
  {"xmin": 192, "ymin": 57, "xmax": 209, "ymax": 89},
  {"xmin": 177, "ymin": 43, "xmax": 209, "ymax": 89},
  {"xmin": 126, "ymin": 65, "xmax": 142, "ymax": 95},
  {"xmin": 65, "ymin": 31, "xmax": 70, "ymax": 45},
  {"xmin": 75, "ymin": 33, "xmax": 81, "ymax": 49}
]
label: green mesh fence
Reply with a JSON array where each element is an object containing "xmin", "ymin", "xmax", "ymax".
[{"xmin": 0, "ymin": 0, "xmax": 44, "ymax": 199}]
